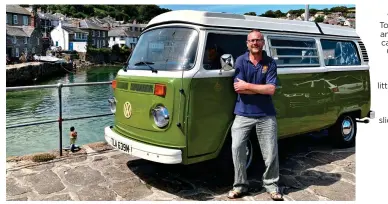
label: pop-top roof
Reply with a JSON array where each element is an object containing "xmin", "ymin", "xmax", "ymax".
[{"xmin": 147, "ymin": 10, "xmax": 358, "ymax": 38}]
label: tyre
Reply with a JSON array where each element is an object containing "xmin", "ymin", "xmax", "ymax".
[
  {"xmin": 329, "ymin": 114, "xmax": 357, "ymax": 148},
  {"xmin": 216, "ymin": 136, "xmax": 255, "ymax": 175}
]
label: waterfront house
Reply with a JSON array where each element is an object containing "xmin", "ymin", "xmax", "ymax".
[
  {"xmin": 50, "ymin": 21, "xmax": 89, "ymax": 52},
  {"xmin": 78, "ymin": 19, "xmax": 109, "ymax": 48},
  {"xmin": 6, "ymin": 5, "xmax": 42, "ymax": 60},
  {"xmin": 108, "ymin": 27, "xmax": 141, "ymax": 49}
]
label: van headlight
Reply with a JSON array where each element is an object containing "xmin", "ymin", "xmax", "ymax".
[
  {"xmin": 151, "ymin": 106, "xmax": 169, "ymax": 128},
  {"xmin": 108, "ymin": 97, "xmax": 117, "ymax": 114}
]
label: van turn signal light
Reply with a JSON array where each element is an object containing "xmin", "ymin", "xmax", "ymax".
[
  {"xmin": 154, "ymin": 84, "xmax": 166, "ymax": 96},
  {"xmin": 112, "ymin": 80, "xmax": 117, "ymax": 89}
]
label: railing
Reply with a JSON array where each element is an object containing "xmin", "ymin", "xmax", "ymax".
[{"xmin": 6, "ymin": 81, "xmax": 113, "ymax": 156}]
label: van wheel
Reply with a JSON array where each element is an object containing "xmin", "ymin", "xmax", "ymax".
[
  {"xmin": 329, "ymin": 114, "xmax": 357, "ymax": 148},
  {"xmin": 245, "ymin": 139, "xmax": 253, "ymax": 170},
  {"xmin": 216, "ymin": 137, "xmax": 254, "ymax": 174}
]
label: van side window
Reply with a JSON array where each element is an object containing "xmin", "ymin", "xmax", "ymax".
[
  {"xmin": 320, "ymin": 40, "xmax": 361, "ymax": 66},
  {"xmin": 268, "ymin": 37, "xmax": 320, "ymax": 67},
  {"xmin": 203, "ymin": 33, "xmax": 247, "ymax": 70}
]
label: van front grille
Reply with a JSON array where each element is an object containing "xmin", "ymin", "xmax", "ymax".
[
  {"xmin": 358, "ymin": 41, "xmax": 369, "ymax": 62},
  {"xmin": 130, "ymin": 83, "xmax": 154, "ymax": 93},
  {"xmin": 117, "ymin": 81, "xmax": 128, "ymax": 90}
]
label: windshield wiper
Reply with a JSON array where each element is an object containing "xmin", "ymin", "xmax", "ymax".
[{"xmin": 134, "ymin": 61, "xmax": 157, "ymax": 73}]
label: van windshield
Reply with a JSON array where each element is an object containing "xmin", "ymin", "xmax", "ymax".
[{"xmin": 126, "ymin": 27, "xmax": 199, "ymax": 71}]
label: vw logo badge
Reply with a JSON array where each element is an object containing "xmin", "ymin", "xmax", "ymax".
[{"xmin": 123, "ymin": 102, "xmax": 132, "ymax": 118}]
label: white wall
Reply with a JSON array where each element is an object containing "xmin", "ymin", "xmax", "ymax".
[
  {"xmin": 50, "ymin": 25, "xmax": 68, "ymax": 50},
  {"xmin": 72, "ymin": 42, "xmax": 87, "ymax": 52},
  {"xmin": 109, "ymin": 36, "xmax": 126, "ymax": 48}
]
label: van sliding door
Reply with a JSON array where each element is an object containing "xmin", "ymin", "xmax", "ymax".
[{"xmin": 266, "ymin": 35, "xmax": 330, "ymax": 137}]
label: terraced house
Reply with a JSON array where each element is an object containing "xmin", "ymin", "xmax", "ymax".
[
  {"xmin": 79, "ymin": 19, "xmax": 109, "ymax": 48},
  {"xmin": 6, "ymin": 5, "xmax": 42, "ymax": 60}
]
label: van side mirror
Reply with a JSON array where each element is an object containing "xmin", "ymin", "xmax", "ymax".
[
  {"xmin": 220, "ymin": 54, "xmax": 234, "ymax": 71},
  {"xmin": 123, "ymin": 62, "xmax": 128, "ymax": 72}
]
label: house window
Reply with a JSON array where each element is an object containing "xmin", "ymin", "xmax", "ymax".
[
  {"xmin": 24, "ymin": 37, "xmax": 28, "ymax": 44},
  {"xmin": 37, "ymin": 38, "xmax": 39, "ymax": 45},
  {"xmin": 92, "ymin": 30, "xmax": 95, "ymax": 37},
  {"xmin": 268, "ymin": 36, "xmax": 320, "ymax": 67},
  {"xmin": 13, "ymin": 14, "xmax": 18, "ymax": 24},
  {"xmin": 321, "ymin": 39, "xmax": 361, "ymax": 66},
  {"xmin": 15, "ymin": 48, "xmax": 19, "ymax": 57},
  {"xmin": 75, "ymin": 33, "xmax": 81, "ymax": 39},
  {"xmin": 113, "ymin": 37, "xmax": 115, "ymax": 41},
  {"xmin": 92, "ymin": 39, "xmax": 95, "ymax": 46},
  {"xmin": 98, "ymin": 31, "xmax": 100, "ymax": 37},
  {"xmin": 32, "ymin": 47, "xmax": 35, "ymax": 54},
  {"xmin": 102, "ymin": 40, "xmax": 105, "ymax": 47},
  {"xmin": 13, "ymin": 36, "xmax": 17, "ymax": 44},
  {"xmin": 83, "ymin": 33, "xmax": 87, "ymax": 39},
  {"xmin": 102, "ymin": 31, "xmax": 105, "ymax": 37},
  {"xmin": 23, "ymin": 16, "xmax": 28, "ymax": 25}
]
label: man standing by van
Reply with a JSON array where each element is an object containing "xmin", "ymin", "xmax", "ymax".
[{"xmin": 227, "ymin": 29, "xmax": 282, "ymax": 201}]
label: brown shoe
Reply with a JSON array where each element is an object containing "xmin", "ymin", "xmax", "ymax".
[
  {"xmin": 227, "ymin": 189, "xmax": 247, "ymax": 199},
  {"xmin": 269, "ymin": 191, "xmax": 283, "ymax": 201}
]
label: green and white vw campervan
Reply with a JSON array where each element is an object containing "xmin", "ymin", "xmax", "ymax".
[{"xmin": 105, "ymin": 10, "xmax": 374, "ymax": 167}]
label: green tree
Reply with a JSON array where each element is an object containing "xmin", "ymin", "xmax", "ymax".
[
  {"xmin": 330, "ymin": 6, "xmax": 348, "ymax": 13},
  {"xmin": 86, "ymin": 32, "xmax": 94, "ymax": 52},
  {"xmin": 261, "ymin": 10, "xmax": 276, "ymax": 18},
  {"xmin": 273, "ymin": 10, "xmax": 285, "ymax": 18},
  {"xmin": 244, "ymin": 12, "xmax": 257, "ymax": 16},
  {"xmin": 309, "ymin": 9, "xmax": 318, "ymax": 15},
  {"xmin": 315, "ymin": 16, "xmax": 324, "ymax": 23}
]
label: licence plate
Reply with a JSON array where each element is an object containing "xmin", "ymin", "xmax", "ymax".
[{"xmin": 110, "ymin": 138, "xmax": 132, "ymax": 153}]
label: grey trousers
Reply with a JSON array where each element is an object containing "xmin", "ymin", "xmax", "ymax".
[{"xmin": 231, "ymin": 115, "xmax": 280, "ymax": 193}]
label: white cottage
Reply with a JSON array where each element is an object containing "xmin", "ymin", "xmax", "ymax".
[{"xmin": 50, "ymin": 21, "xmax": 89, "ymax": 52}]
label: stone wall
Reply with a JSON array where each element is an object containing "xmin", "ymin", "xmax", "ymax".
[{"xmin": 6, "ymin": 62, "xmax": 73, "ymax": 87}]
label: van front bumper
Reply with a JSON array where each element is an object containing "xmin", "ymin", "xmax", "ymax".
[
  {"xmin": 104, "ymin": 126, "xmax": 182, "ymax": 164},
  {"xmin": 368, "ymin": 110, "xmax": 375, "ymax": 119}
]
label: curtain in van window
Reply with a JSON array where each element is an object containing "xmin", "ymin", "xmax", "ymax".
[
  {"xmin": 267, "ymin": 37, "xmax": 320, "ymax": 67},
  {"xmin": 320, "ymin": 40, "xmax": 361, "ymax": 66}
]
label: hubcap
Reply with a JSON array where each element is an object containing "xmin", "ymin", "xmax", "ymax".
[
  {"xmin": 342, "ymin": 116, "xmax": 354, "ymax": 141},
  {"xmin": 246, "ymin": 139, "xmax": 253, "ymax": 169}
]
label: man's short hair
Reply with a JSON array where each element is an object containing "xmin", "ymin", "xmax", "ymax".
[{"xmin": 249, "ymin": 29, "xmax": 261, "ymax": 34}]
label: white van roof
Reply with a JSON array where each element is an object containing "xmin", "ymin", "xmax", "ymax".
[{"xmin": 147, "ymin": 10, "xmax": 359, "ymax": 38}]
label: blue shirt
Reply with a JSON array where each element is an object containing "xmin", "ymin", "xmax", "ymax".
[{"xmin": 233, "ymin": 51, "xmax": 277, "ymax": 117}]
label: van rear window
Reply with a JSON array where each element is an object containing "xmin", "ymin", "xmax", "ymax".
[
  {"xmin": 320, "ymin": 40, "xmax": 361, "ymax": 66},
  {"xmin": 268, "ymin": 37, "xmax": 320, "ymax": 67}
]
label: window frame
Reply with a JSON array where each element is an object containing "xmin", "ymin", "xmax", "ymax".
[
  {"xmin": 319, "ymin": 38, "xmax": 362, "ymax": 67},
  {"xmin": 267, "ymin": 35, "xmax": 321, "ymax": 68},
  {"xmin": 202, "ymin": 30, "xmax": 249, "ymax": 71},
  {"xmin": 13, "ymin": 14, "xmax": 18, "ymax": 24},
  {"xmin": 23, "ymin": 16, "xmax": 28, "ymax": 25}
]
